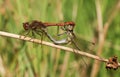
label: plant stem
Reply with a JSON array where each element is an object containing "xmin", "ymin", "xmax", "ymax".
[{"xmin": 0, "ymin": 31, "xmax": 120, "ymax": 66}]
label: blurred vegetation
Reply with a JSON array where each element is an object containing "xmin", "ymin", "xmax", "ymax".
[{"xmin": 0, "ymin": 0, "xmax": 120, "ymax": 77}]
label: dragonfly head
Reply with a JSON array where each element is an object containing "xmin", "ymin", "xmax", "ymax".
[
  {"xmin": 23, "ymin": 22, "xmax": 30, "ymax": 30},
  {"xmin": 64, "ymin": 25, "xmax": 74, "ymax": 32},
  {"xmin": 64, "ymin": 22, "xmax": 75, "ymax": 31}
]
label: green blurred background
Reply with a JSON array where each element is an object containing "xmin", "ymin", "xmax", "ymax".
[{"xmin": 0, "ymin": 0, "xmax": 120, "ymax": 77}]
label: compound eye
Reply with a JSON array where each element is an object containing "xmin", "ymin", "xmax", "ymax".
[
  {"xmin": 67, "ymin": 25, "xmax": 74, "ymax": 31},
  {"xmin": 63, "ymin": 25, "xmax": 73, "ymax": 32},
  {"xmin": 65, "ymin": 25, "xmax": 74, "ymax": 31},
  {"xmin": 23, "ymin": 22, "xmax": 29, "ymax": 30}
]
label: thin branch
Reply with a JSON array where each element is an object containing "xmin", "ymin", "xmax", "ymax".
[
  {"xmin": 0, "ymin": 56, "xmax": 5, "ymax": 77},
  {"xmin": 60, "ymin": 52, "xmax": 70, "ymax": 77},
  {"xmin": 0, "ymin": 31, "xmax": 120, "ymax": 66},
  {"xmin": 91, "ymin": 0, "xmax": 104, "ymax": 77},
  {"xmin": 104, "ymin": 0, "xmax": 120, "ymax": 37}
]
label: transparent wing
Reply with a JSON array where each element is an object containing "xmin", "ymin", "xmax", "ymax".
[{"xmin": 68, "ymin": 32, "xmax": 95, "ymax": 52}]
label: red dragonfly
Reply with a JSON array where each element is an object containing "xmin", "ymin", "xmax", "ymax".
[{"xmin": 43, "ymin": 21, "xmax": 95, "ymax": 51}]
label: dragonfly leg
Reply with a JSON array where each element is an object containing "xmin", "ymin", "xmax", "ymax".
[
  {"xmin": 19, "ymin": 29, "xmax": 31, "ymax": 39},
  {"xmin": 36, "ymin": 30, "xmax": 45, "ymax": 44},
  {"xmin": 28, "ymin": 30, "xmax": 36, "ymax": 41},
  {"xmin": 57, "ymin": 32, "xmax": 67, "ymax": 36}
]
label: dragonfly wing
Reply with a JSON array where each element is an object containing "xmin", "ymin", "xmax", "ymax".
[{"xmin": 71, "ymin": 34, "xmax": 94, "ymax": 52}]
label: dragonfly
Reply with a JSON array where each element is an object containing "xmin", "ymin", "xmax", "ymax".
[
  {"xmin": 22, "ymin": 20, "xmax": 95, "ymax": 70},
  {"xmin": 43, "ymin": 21, "xmax": 95, "ymax": 52}
]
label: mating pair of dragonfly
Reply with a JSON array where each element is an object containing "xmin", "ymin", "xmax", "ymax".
[
  {"xmin": 23, "ymin": 20, "xmax": 95, "ymax": 52},
  {"xmin": 22, "ymin": 20, "xmax": 120, "ymax": 70}
]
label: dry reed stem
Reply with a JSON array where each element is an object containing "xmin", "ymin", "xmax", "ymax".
[
  {"xmin": 0, "ymin": 31, "xmax": 120, "ymax": 67},
  {"xmin": 0, "ymin": 31, "xmax": 107, "ymax": 62},
  {"xmin": 91, "ymin": 0, "xmax": 104, "ymax": 77},
  {"xmin": 0, "ymin": 56, "xmax": 5, "ymax": 77}
]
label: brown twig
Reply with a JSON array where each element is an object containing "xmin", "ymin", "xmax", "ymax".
[
  {"xmin": 0, "ymin": 31, "xmax": 120, "ymax": 66},
  {"xmin": 0, "ymin": 31, "xmax": 106, "ymax": 62},
  {"xmin": 0, "ymin": 56, "xmax": 5, "ymax": 77}
]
